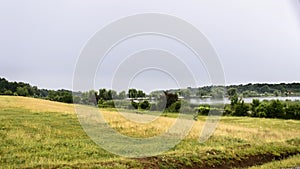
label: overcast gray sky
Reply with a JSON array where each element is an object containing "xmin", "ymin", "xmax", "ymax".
[{"xmin": 1, "ymin": 0, "xmax": 300, "ymax": 92}]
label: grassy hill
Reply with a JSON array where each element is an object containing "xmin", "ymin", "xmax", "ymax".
[{"xmin": 0, "ymin": 96, "xmax": 300, "ymax": 168}]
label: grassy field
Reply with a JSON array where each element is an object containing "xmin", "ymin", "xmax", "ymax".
[{"xmin": 0, "ymin": 96, "xmax": 300, "ymax": 168}]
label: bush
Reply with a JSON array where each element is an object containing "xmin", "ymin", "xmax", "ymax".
[
  {"xmin": 98, "ymin": 100, "xmax": 115, "ymax": 108},
  {"xmin": 3, "ymin": 90, "xmax": 13, "ymax": 95},
  {"xmin": 130, "ymin": 101, "xmax": 139, "ymax": 109},
  {"xmin": 285, "ymin": 102, "xmax": 300, "ymax": 120},
  {"xmin": 255, "ymin": 101, "xmax": 268, "ymax": 117},
  {"xmin": 232, "ymin": 101, "xmax": 249, "ymax": 116},
  {"xmin": 266, "ymin": 100, "xmax": 284, "ymax": 118},
  {"xmin": 165, "ymin": 101, "xmax": 181, "ymax": 113},
  {"xmin": 139, "ymin": 100, "xmax": 150, "ymax": 110},
  {"xmin": 197, "ymin": 105, "xmax": 210, "ymax": 115},
  {"xmin": 224, "ymin": 105, "xmax": 232, "ymax": 115}
]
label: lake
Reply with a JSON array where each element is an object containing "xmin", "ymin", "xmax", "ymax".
[{"xmin": 189, "ymin": 96, "xmax": 300, "ymax": 105}]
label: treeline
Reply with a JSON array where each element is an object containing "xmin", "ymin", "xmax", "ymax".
[
  {"xmin": 196, "ymin": 99, "xmax": 300, "ymax": 120},
  {"xmin": 196, "ymin": 88, "xmax": 300, "ymax": 120},
  {"xmin": 1, "ymin": 77, "xmax": 300, "ymax": 120},
  {"xmin": 0, "ymin": 77, "xmax": 73, "ymax": 103},
  {"xmin": 0, "ymin": 77, "xmax": 150, "ymax": 105},
  {"xmin": 95, "ymin": 90, "xmax": 182, "ymax": 113},
  {"xmin": 77, "ymin": 89, "xmax": 181, "ymax": 113},
  {"xmin": 221, "ymin": 88, "xmax": 300, "ymax": 119},
  {"xmin": 170, "ymin": 83, "xmax": 300, "ymax": 99}
]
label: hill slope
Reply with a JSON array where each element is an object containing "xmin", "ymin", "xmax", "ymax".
[{"xmin": 0, "ymin": 96, "xmax": 300, "ymax": 168}]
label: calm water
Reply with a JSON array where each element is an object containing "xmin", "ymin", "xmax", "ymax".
[{"xmin": 189, "ymin": 96, "xmax": 300, "ymax": 105}]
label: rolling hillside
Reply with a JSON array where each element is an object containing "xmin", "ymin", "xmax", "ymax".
[{"xmin": 0, "ymin": 96, "xmax": 300, "ymax": 168}]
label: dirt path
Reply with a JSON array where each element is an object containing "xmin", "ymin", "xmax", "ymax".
[{"xmin": 136, "ymin": 152, "xmax": 300, "ymax": 169}]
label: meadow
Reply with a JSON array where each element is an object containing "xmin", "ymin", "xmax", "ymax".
[{"xmin": 0, "ymin": 96, "xmax": 300, "ymax": 168}]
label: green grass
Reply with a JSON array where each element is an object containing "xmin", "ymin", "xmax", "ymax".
[
  {"xmin": 0, "ymin": 96, "xmax": 300, "ymax": 168},
  {"xmin": 248, "ymin": 154, "xmax": 300, "ymax": 169},
  {"xmin": 0, "ymin": 108, "xmax": 142, "ymax": 168}
]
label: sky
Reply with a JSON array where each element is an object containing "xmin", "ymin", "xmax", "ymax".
[{"xmin": 1, "ymin": 0, "xmax": 300, "ymax": 93}]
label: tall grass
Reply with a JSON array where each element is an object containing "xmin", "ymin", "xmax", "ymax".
[{"xmin": 0, "ymin": 96, "xmax": 299, "ymax": 168}]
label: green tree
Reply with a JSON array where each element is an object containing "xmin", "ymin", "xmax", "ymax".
[
  {"xmin": 99, "ymin": 88, "xmax": 108, "ymax": 100},
  {"xmin": 180, "ymin": 88, "xmax": 191, "ymax": 98},
  {"xmin": 137, "ymin": 90, "xmax": 146, "ymax": 98},
  {"xmin": 267, "ymin": 100, "xmax": 284, "ymax": 118},
  {"xmin": 3, "ymin": 90, "xmax": 13, "ymax": 95},
  {"xmin": 211, "ymin": 87, "xmax": 225, "ymax": 99},
  {"xmin": 107, "ymin": 90, "xmax": 117, "ymax": 100},
  {"xmin": 228, "ymin": 88, "xmax": 238, "ymax": 107},
  {"xmin": 255, "ymin": 102, "xmax": 268, "ymax": 117},
  {"xmin": 251, "ymin": 99, "xmax": 260, "ymax": 116},
  {"xmin": 81, "ymin": 90, "xmax": 98, "ymax": 105},
  {"xmin": 196, "ymin": 88, "xmax": 207, "ymax": 97},
  {"xmin": 16, "ymin": 86, "xmax": 29, "ymax": 96},
  {"xmin": 233, "ymin": 100, "xmax": 249, "ymax": 116},
  {"xmin": 260, "ymin": 85, "xmax": 271, "ymax": 93},
  {"xmin": 128, "ymin": 89, "xmax": 138, "ymax": 98},
  {"xmin": 227, "ymin": 88, "xmax": 237, "ymax": 97},
  {"xmin": 273, "ymin": 90, "xmax": 280, "ymax": 97},
  {"xmin": 118, "ymin": 91, "xmax": 126, "ymax": 99}
]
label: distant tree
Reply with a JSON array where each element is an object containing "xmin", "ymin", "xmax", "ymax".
[
  {"xmin": 137, "ymin": 90, "xmax": 146, "ymax": 98},
  {"xmin": 196, "ymin": 88, "xmax": 207, "ymax": 97},
  {"xmin": 260, "ymin": 85, "xmax": 271, "ymax": 93},
  {"xmin": 250, "ymin": 99, "xmax": 260, "ymax": 116},
  {"xmin": 267, "ymin": 100, "xmax": 284, "ymax": 118},
  {"xmin": 118, "ymin": 91, "xmax": 126, "ymax": 99},
  {"xmin": 227, "ymin": 88, "xmax": 238, "ymax": 106},
  {"xmin": 157, "ymin": 91, "xmax": 179, "ymax": 112},
  {"xmin": 3, "ymin": 90, "xmax": 13, "ymax": 95},
  {"xmin": 60, "ymin": 91, "xmax": 73, "ymax": 103},
  {"xmin": 73, "ymin": 95, "xmax": 81, "ymax": 103},
  {"xmin": 128, "ymin": 89, "xmax": 138, "ymax": 98},
  {"xmin": 211, "ymin": 87, "xmax": 225, "ymax": 99},
  {"xmin": 227, "ymin": 88, "xmax": 237, "ymax": 97},
  {"xmin": 230, "ymin": 94, "xmax": 239, "ymax": 106},
  {"xmin": 149, "ymin": 91, "xmax": 161, "ymax": 100},
  {"xmin": 16, "ymin": 86, "xmax": 29, "ymax": 96},
  {"xmin": 273, "ymin": 90, "xmax": 280, "ymax": 97},
  {"xmin": 233, "ymin": 100, "xmax": 249, "ymax": 116},
  {"xmin": 180, "ymin": 88, "xmax": 191, "ymax": 98},
  {"xmin": 107, "ymin": 90, "xmax": 117, "ymax": 100},
  {"xmin": 31, "ymin": 86, "xmax": 40, "ymax": 97},
  {"xmin": 99, "ymin": 88, "xmax": 108, "ymax": 100},
  {"xmin": 81, "ymin": 90, "xmax": 98, "ymax": 105},
  {"xmin": 255, "ymin": 102, "xmax": 268, "ymax": 117}
]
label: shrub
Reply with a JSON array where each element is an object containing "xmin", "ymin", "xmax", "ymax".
[
  {"xmin": 98, "ymin": 100, "xmax": 115, "ymax": 108},
  {"xmin": 139, "ymin": 100, "xmax": 150, "ymax": 110},
  {"xmin": 266, "ymin": 100, "xmax": 284, "ymax": 118},
  {"xmin": 130, "ymin": 101, "xmax": 139, "ymax": 109},
  {"xmin": 165, "ymin": 101, "xmax": 181, "ymax": 113},
  {"xmin": 3, "ymin": 90, "xmax": 13, "ymax": 95},
  {"xmin": 224, "ymin": 105, "xmax": 232, "ymax": 115},
  {"xmin": 197, "ymin": 105, "xmax": 210, "ymax": 115},
  {"xmin": 232, "ymin": 101, "xmax": 249, "ymax": 116}
]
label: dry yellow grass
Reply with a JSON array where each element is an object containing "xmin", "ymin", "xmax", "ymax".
[
  {"xmin": 0, "ymin": 96, "xmax": 75, "ymax": 114},
  {"xmin": 1, "ymin": 96, "xmax": 299, "ymax": 143},
  {"xmin": 83, "ymin": 108, "xmax": 300, "ymax": 143},
  {"xmin": 1, "ymin": 96, "xmax": 300, "ymax": 168}
]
